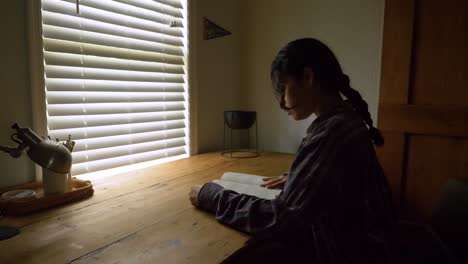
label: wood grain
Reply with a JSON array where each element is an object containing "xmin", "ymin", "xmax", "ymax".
[
  {"xmin": 377, "ymin": 0, "xmax": 415, "ymax": 214},
  {"xmin": 378, "ymin": 0, "xmax": 415, "ymax": 105},
  {"xmin": 71, "ymin": 208, "xmax": 248, "ymax": 264},
  {"xmin": 379, "ymin": 104, "xmax": 468, "ymax": 137},
  {"xmin": 0, "ymin": 152, "xmax": 295, "ymax": 264},
  {"xmin": 405, "ymin": 136, "xmax": 464, "ymax": 222},
  {"xmin": 0, "ymin": 153, "xmax": 229, "ymax": 228},
  {"xmin": 411, "ymin": 0, "xmax": 468, "ymax": 105}
]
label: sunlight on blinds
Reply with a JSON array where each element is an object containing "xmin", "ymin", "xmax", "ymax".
[{"xmin": 41, "ymin": 0, "xmax": 189, "ymax": 176}]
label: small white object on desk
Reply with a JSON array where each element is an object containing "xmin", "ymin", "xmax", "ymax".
[{"xmin": 1, "ymin": 189, "xmax": 37, "ymax": 200}]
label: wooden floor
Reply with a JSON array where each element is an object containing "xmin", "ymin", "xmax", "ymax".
[{"xmin": 0, "ymin": 152, "xmax": 295, "ymax": 264}]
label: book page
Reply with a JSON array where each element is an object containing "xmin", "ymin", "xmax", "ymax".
[
  {"xmin": 212, "ymin": 179, "xmax": 281, "ymax": 200},
  {"xmin": 220, "ymin": 172, "xmax": 268, "ymax": 186}
]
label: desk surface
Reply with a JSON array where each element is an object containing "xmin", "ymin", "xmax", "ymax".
[{"xmin": 0, "ymin": 152, "xmax": 294, "ymax": 264}]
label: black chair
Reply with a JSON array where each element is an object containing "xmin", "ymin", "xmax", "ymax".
[
  {"xmin": 431, "ymin": 179, "xmax": 468, "ymax": 263},
  {"xmin": 398, "ymin": 178, "xmax": 468, "ymax": 264}
]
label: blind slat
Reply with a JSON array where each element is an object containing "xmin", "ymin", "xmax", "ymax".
[
  {"xmin": 152, "ymin": 0, "xmax": 183, "ymax": 9},
  {"xmin": 48, "ymin": 120, "xmax": 186, "ymax": 141},
  {"xmin": 45, "ymin": 79, "xmax": 185, "ymax": 92},
  {"xmin": 43, "ymin": 38, "xmax": 184, "ymax": 65},
  {"xmin": 112, "ymin": 0, "xmax": 183, "ymax": 18},
  {"xmin": 71, "ymin": 128, "xmax": 186, "ymax": 152},
  {"xmin": 72, "ymin": 137, "xmax": 186, "ymax": 164},
  {"xmin": 44, "ymin": 51, "xmax": 185, "ymax": 74},
  {"xmin": 46, "ymin": 91, "xmax": 185, "ymax": 104},
  {"xmin": 71, "ymin": 146, "xmax": 186, "ymax": 175},
  {"xmin": 45, "ymin": 65, "xmax": 185, "ymax": 83},
  {"xmin": 48, "ymin": 111, "xmax": 185, "ymax": 130},
  {"xmin": 42, "ymin": 0, "xmax": 183, "ymax": 37},
  {"xmin": 43, "ymin": 25, "xmax": 184, "ymax": 56},
  {"xmin": 47, "ymin": 101, "xmax": 185, "ymax": 116},
  {"xmin": 42, "ymin": 10, "xmax": 183, "ymax": 47},
  {"xmin": 59, "ymin": 0, "xmax": 183, "ymax": 23},
  {"xmin": 46, "ymin": 78, "xmax": 185, "ymax": 92}
]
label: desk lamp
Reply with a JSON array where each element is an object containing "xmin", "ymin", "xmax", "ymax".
[{"xmin": 0, "ymin": 123, "xmax": 72, "ymax": 240}]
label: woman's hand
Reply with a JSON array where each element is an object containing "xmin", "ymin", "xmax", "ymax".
[
  {"xmin": 260, "ymin": 172, "xmax": 288, "ymax": 190},
  {"xmin": 189, "ymin": 184, "xmax": 203, "ymax": 207}
]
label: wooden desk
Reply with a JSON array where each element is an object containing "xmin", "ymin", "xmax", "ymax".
[{"xmin": 0, "ymin": 152, "xmax": 294, "ymax": 264}]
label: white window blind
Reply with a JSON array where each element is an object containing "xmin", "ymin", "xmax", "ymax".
[{"xmin": 40, "ymin": 0, "xmax": 189, "ymax": 176}]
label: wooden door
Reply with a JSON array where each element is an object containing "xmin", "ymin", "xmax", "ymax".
[{"xmin": 377, "ymin": 0, "xmax": 468, "ymax": 222}]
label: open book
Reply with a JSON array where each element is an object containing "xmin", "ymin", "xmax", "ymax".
[{"xmin": 212, "ymin": 172, "xmax": 282, "ymax": 200}]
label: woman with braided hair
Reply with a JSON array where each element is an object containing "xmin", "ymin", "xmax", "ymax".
[{"xmin": 189, "ymin": 38, "xmax": 397, "ymax": 263}]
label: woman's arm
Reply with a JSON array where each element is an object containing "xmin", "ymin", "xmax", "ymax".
[{"xmin": 197, "ymin": 182, "xmax": 292, "ymax": 236}]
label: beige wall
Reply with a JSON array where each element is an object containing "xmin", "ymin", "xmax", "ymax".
[
  {"xmin": 240, "ymin": 0, "xmax": 385, "ymax": 153},
  {"xmin": 194, "ymin": 0, "xmax": 242, "ymax": 153},
  {"xmin": 0, "ymin": 0, "xmax": 35, "ymax": 188}
]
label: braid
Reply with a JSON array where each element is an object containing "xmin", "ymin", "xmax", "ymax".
[
  {"xmin": 270, "ymin": 38, "xmax": 384, "ymax": 146},
  {"xmin": 338, "ymin": 74, "xmax": 384, "ymax": 146}
]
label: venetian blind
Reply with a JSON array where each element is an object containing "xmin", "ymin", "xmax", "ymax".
[{"xmin": 41, "ymin": 0, "xmax": 189, "ymax": 176}]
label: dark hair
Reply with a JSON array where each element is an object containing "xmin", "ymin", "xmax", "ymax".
[{"xmin": 271, "ymin": 38, "xmax": 384, "ymax": 146}]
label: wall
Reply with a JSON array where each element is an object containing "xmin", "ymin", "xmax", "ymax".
[
  {"xmin": 194, "ymin": 0, "xmax": 242, "ymax": 153},
  {"xmin": 239, "ymin": 0, "xmax": 385, "ymax": 153},
  {"xmin": 0, "ymin": 0, "xmax": 35, "ymax": 188}
]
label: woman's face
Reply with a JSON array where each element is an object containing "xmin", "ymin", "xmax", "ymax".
[{"xmin": 276, "ymin": 68, "xmax": 318, "ymax": 120}]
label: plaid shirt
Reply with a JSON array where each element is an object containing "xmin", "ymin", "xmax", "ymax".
[{"xmin": 198, "ymin": 101, "xmax": 397, "ymax": 263}]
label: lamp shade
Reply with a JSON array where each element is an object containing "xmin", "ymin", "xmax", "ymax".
[{"xmin": 27, "ymin": 140, "xmax": 72, "ymax": 173}]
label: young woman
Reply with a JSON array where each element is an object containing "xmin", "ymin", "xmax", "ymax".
[{"xmin": 189, "ymin": 38, "xmax": 397, "ymax": 263}]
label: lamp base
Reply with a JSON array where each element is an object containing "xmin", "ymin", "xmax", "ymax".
[{"xmin": 0, "ymin": 226, "xmax": 19, "ymax": 240}]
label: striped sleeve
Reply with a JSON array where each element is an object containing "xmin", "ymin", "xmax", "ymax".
[{"xmin": 197, "ymin": 181, "xmax": 291, "ymax": 235}]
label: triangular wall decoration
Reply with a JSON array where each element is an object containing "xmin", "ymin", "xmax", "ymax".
[{"xmin": 203, "ymin": 17, "xmax": 232, "ymax": 40}]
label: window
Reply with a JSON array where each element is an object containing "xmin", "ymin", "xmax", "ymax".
[{"xmin": 38, "ymin": 0, "xmax": 189, "ymax": 177}]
